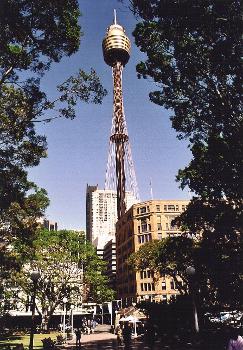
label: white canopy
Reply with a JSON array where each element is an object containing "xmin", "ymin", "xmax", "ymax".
[{"xmin": 119, "ymin": 315, "xmax": 141, "ymax": 323}]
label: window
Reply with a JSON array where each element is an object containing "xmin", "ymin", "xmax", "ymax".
[
  {"xmin": 145, "ymin": 234, "xmax": 151, "ymax": 242},
  {"xmin": 168, "ymin": 205, "xmax": 175, "ymax": 211},
  {"xmin": 138, "ymin": 226, "xmax": 140, "ymax": 233},
  {"xmin": 141, "ymin": 283, "xmax": 144, "ymax": 291},
  {"xmin": 141, "ymin": 223, "xmax": 147, "ymax": 232},
  {"xmin": 144, "ymin": 283, "xmax": 148, "ymax": 291},
  {"xmin": 170, "ymin": 280, "xmax": 175, "ymax": 290},
  {"xmin": 164, "ymin": 205, "xmax": 167, "ymax": 211},
  {"xmin": 156, "ymin": 205, "xmax": 160, "ymax": 211},
  {"xmin": 147, "ymin": 270, "xmax": 151, "ymax": 278},
  {"xmin": 152, "ymin": 283, "xmax": 155, "ymax": 291},
  {"xmin": 140, "ymin": 271, "xmax": 143, "ymax": 279},
  {"xmin": 182, "ymin": 205, "xmax": 186, "ymax": 211},
  {"xmin": 176, "ymin": 205, "xmax": 179, "ymax": 211},
  {"xmin": 148, "ymin": 284, "xmax": 151, "ymax": 291},
  {"xmin": 148, "ymin": 224, "xmax": 151, "ymax": 231},
  {"xmin": 157, "ymin": 223, "xmax": 162, "ymax": 230},
  {"xmin": 158, "ymin": 233, "xmax": 162, "ymax": 240},
  {"xmin": 140, "ymin": 206, "xmax": 146, "ymax": 214},
  {"xmin": 147, "ymin": 206, "xmax": 150, "ymax": 212},
  {"xmin": 137, "ymin": 208, "xmax": 139, "ymax": 214},
  {"xmin": 162, "ymin": 281, "xmax": 166, "ymax": 290}
]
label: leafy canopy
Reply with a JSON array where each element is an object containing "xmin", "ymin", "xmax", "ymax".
[
  {"xmin": 11, "ymin": 229, "xmax": 114, "ymax": 329},
  {"xmin": 125, "ymin": 0, "xmax": 243, "ymax": 308},
  {"xmin": 0, "ymin": 0, "xmax": 107, "ymax": 284}
]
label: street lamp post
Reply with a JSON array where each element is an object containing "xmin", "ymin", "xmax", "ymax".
[
  {"xmin": 132, "ymin": 302, "xmax": 137, "ymax": 338},
  {"xmin": 70, "ymin": 304, "xmax": 75, "ymax": 336},
  {"xmin": 62, "ymin": 297, "xmax": 68, "ymax": 339},
  {"xmin": 29, "ymin": 271, "xmax": 40, "ymax": 350},
  {"xmin": 186, "ymin": 266, "xmax": 199, "ymax": 333}
]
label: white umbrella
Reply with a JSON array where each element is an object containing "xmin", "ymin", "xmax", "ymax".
[
  {"xmin": 119, "ymin": 317, "xmax": 127, "ymax": 322},
  {"xmin": 125, "ymin": 315, "xmax": 140, "ymax": 322}
]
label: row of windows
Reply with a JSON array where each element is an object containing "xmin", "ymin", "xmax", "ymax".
[
  {"xmin": 162, "ymin": 280, "xmax": 176, "ymax": 290},
  {"xmin": 140, "ymin": 283, "xmax": 155, "ymax": 292},
  {"xmin": 136, "ymin": 204, "xmax": 187, "ymax": 214},
  {"xmin": 138, "ymin": 222, "xmax": 178, "ymax": 233},
  {"xmin": 138, "ymin": 234, "xmax": 151, "ymax": 244},
  {"xmin": 138, "ymin": 223, "xmax": 151, "ymax": 233},
  {"xmin": 140, "ymin": 270, "xmax": 154, "ymax": 279}
]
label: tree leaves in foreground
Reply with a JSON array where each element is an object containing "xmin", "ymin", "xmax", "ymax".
[
  {"xmin": 127, "ymin": 0, "xmax": 243, "ymax": 308},
  {"xmin": 128, "ymin": 237, "xmax": 195, "ymax": 296},
  {"xmin": 0, "ymin": 0, "xmax": 107, "ymax": 281},
  {"xmin": 10, "ymin": 229, "xmax": 114, "ymax": 330}
]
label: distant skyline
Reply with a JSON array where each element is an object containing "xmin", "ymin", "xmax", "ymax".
[{"xmin": 29, "ymin": 0, "xmax": 192, "ymax": 230}]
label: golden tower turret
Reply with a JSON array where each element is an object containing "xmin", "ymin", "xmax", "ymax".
[{"xmin": 102, "ymin": 10, "xmax": 131, "ymax": 67}]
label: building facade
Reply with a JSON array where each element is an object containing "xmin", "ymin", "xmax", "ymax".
[
  {"xmin": 116, "ymin": 199, "xmax": 189, "ymax": 304},
  {"xmin": 103, "ymin": 239, "xmax": 117, "ymax": 291},
  {"xmin": 86, "ymin": 184, "xmax": 138, "ymax": 249}
]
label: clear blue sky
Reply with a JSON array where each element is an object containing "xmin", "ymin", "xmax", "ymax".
[{"xmin": 29, "ymin": 0, "xmax": 191, "ymax": 230}]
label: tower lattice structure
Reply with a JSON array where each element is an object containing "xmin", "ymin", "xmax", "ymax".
[{"xmin": 102, "ymin": 12, "xmax": 139, "ymax": 219}]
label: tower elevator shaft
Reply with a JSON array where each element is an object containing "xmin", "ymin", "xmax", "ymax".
[{"xmin": 110, "ymin": 62, "xmax": 128, "ymax": 219}]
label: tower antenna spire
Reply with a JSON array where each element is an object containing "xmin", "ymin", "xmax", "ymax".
[{"xmin": 113, "ymin": 9, "xmax": 117, "ymax": 25}]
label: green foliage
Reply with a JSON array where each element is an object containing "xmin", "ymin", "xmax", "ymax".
[
  {"xmin": 11, "ymin": 229, "xmax": 114, "ymax": 329},
  {"xmin": 129, "ymin": 237, "xmax": 196, "ymax": 294},
  {"xmin": 0, "ymin": 1, "xmax": 107, "ymax": 288},
  {"xmin": 138, "ymin": 296, "xmax": 193, "ymax": 335},
  {"xmin": 127, "ymin": 0, "xmax": 243, "ymax": 308}
]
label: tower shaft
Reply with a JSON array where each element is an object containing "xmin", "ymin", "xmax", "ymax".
[{"xmin": 111, "ymin": 62, "xmax": 127, "ymax": 219}]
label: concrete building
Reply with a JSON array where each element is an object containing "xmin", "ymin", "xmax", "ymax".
[
  {"xmin": 116, "ymin": 199, "xmax": 189, "ymax": 304},
  {"xmin": 43, "ymin": 219, "xmax": 58, "ymax": 231},
  {"xmin": 103, "ymin": 239, "xmax": 117, "ymax": 291},
  {"xmin": 86, "ymin": 184, "xmax": 138, "ymax": 249}
]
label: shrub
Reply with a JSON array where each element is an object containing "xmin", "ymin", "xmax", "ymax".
[{"xmin": 42, "ymin": 337, "xmax": 56, "ymax": 350}]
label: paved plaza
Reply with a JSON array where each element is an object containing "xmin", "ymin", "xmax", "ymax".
[{"xmin": 61, "ymin": 325, "xmax": 202, "ymax": 350}]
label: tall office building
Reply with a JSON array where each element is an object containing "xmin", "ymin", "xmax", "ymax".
[
  {"xmin": 116, "ymin": 199, "xmax": 190, "ymax": 304},
  {"xmin": 86, "ymin": 184, "xmax": 137, "ymax": 249}
]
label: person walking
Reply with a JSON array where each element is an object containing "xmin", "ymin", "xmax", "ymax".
[
  {"xmin": 122, "ymin": 322, "xmax": 132, "ymax": 349},
  {"xmin": 116, "ymin": 324, "xmax": 123, "ymax": 346},
  {"xmin": 75, "ymin": 327, "xmax": 82, "ymax": 348}
]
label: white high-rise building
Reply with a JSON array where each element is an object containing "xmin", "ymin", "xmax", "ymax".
[{"xmin": 86, "ymin": 184, "xmax": 138, "ymax": 249}]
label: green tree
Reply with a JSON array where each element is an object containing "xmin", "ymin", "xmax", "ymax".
[
  {"xmin": 11, "ymin": 229, "xmax": 114, "ymax": 330},
  {"xmin": 129, "ymin": 237, "xmax": 196, "ymax": 295},
  {"xmin": 0, "ymin": 1, "xmax": 107, "ymax": 283},
  {"xmin": 124, "ymin": 0, "xmax": 242, "ymax": 308}
]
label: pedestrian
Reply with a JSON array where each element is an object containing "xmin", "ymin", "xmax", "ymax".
[
  {"xmin": 227, "ymin": 328, "xmax": 243, "ymax": 350},
  {"xmin": 116, "ymin": 324, "xmax": 123, "ymax": 346},
  {"xmin": 122, "ymin": 322, "xmax": 132, "ymax": 348},
  {"xmin": 91, "ymin": 318, "xmax": 97, "ymax": 333},
  {"xmin": 75, "ymin": 327, "xmax": 82, "ymax": 348}
]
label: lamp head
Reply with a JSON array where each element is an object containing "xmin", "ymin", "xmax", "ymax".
[
  {"xmin": 30, "ymin": 271, "xmax": 40, "ymax": 282},
  {"xmin": 186, "ymin": 266, "xmax": 196, "ymax": 276},
  {"xmin": 63, "ymin": 297, "xmax": 68, "ymax": 304}
]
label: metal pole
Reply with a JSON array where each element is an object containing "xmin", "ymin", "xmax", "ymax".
[
  {"xmin": 63, "ymin": 303, "xmax": 66, "ymax": 338},
  {"xmin": 71, "ymin": 309, "xmax": 74, "ymax": 334},
  {"xmin": 29, "ymin": 282, "xmax": 36, "ymax": 350},
  {"xmin": 192, "ymin": 294, "xmax": 199, "ymax": 333}
]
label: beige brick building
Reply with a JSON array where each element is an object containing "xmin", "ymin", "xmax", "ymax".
[{"xmin": 116, "ymin": 200, "xmax": 189, "ymax": 305}]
